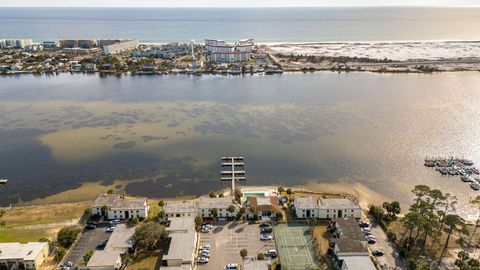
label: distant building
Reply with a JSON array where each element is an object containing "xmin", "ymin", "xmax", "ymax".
[
  {"xmin": 0, "ymin": 39, "xmax": 33, "ymax": 49},
  {"xmin": 24, "ymin": 44, "xmax": 43, "ymax": 52},
  {"xmin": 91, "ymin": 193, "xmax": 149, "ymax": 220},
  {"xmin": 0, "ymin": 242, "xmax": 49, "ymax": 270},
  {"xmin": 294, "ymin": 196, "xmax": 362, "ymax": 219},
  {"xmin": 164, "ymin": 201, "xmax": 198, "ymax": 218},
  {"xmin": 205, "ymin": 39, "xmax": 254, "ymax": 63},
  {"xmin": 60, "ymin": 39, "xmax": 97, "ymax": 48},
  {"xmin": 41, "ymin": 41, "xmax": 59, "ymax": 48},
  {"xmin": 86, "ymin": 224, "xmax": 135, "ymax": 270},
  {"xmin": 198, "ymin": 196, "xmax": 238, "ymax": 218},
  {"xmin": 103, "ymin": 40, "xmax": 139, "ymax": 55},
  {"xmin": 246, "ymin": 196, "xmax": 283, "ymax": 220},
  {"xmin": 97, "ymin": 39, "xmax": 121, "ymax": 47},
  {"xmin": 163, "ymin": 217, "xmax": 197, "ymax": 270}
]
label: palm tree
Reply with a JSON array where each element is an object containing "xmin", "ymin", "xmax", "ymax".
[
  {"xmin": 469, "ymin": 196, "xmax": 480, "ymax": 246},
  {"xmin": 210, "ymin": 208, "xmax": 218, "ymax": 220},
  {"xmin": 440, "ymin": 214, "xmax": 468, "ymax": 259}
]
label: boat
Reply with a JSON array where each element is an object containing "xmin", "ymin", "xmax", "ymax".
[
  {"xmin": 460, "ymin": 159, "xmax": 474, "ymax": 166},
  {"xmin": 471, "ymin": 183, "xmax": 480, "ymax": 191},
  {"xmin": 0, "ymin": 177, "xmax": 7, "ymax": 185},
  {"xmin": 461, "ymin": 176, "xmax": 471, "ymax": 182},
  {"xmin": 424, "ymin": 161, "xmax": 435, "ymax": 167}
]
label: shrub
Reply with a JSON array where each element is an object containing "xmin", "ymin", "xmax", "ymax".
[
  {"xmin": 83, "ymin": 250, "xmax": 93, "ymax": 264},
  {"xmin": 57, "ymin": 226, "xmax": 81, "ymax": 248},
  {"xmin": 257, "ymin": 253, "xmax": 265, "ymax": 260},
  {"xmin": 240, "ymin": 249, "xmax": 248, "ymax": 258}
]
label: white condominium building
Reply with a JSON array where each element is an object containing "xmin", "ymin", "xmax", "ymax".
[
  {"xmin": 0, "ymin": 39, "xmax": 33, "ymax": 49},
  {"xmin": 103, "ymin": 40, "xmax": 139, "ymax": 55},
  {"xmin": 0, "ymin": 242, "xmax": 49, "ymax": 270},
  {"xmin": 91, "ymin": 193, "xmax": 149, "ymax": 220},
  {"xmin": 205, "ymin": 39, "xmax": 254, "ymax": 63},
  {"xmin": 294, "ymin": 196, "xmax": 362, "ymax": 219}
]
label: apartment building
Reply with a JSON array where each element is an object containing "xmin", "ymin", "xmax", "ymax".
[
  {"xmin": 294, "ymin": 196, "xmax": 362, "ymax": 219},
  {"xmin": 0, "ymin": 39, "xmax": 33, "ymax": 49},
  {"xmin": 205, "ymin": 39, "xmax": 254, "ymax": 63},
  {"xmin": 198, "ymin": 196, "xmax": 238, "ymax": 218},
  {"xmin": 91, "ymin": 193, "xmax": 149, "ymax": 220},
  {"xmin": 103, "ymin": 40, "xmax": 139, "ymax": 55},
  {"xmin": 0, "ymin": 242, "xmax": 49, "ymax": 270}
]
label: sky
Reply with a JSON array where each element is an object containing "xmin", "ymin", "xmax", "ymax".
[{"xmin": 1, "ymin": 0, "xmax": 480, "ymax": 7}]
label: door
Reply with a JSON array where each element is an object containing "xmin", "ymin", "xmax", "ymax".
[{"xmin": 125, "ymin": 211, "xmax": 130, "ymax": 219}]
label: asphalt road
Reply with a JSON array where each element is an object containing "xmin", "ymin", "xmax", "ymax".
[
  {"xmin": 370, "ymin": 223, "xmax": 408, "ymax": 270},
  {"xmin": 63, "ymin": 224, "xmax": 110, "ymax": 268}
]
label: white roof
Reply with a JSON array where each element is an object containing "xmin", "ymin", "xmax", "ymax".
[
  {"xmin": 198, "ymin": 197, "xmax": 233, "ymax": 209},
  {"xmin": 87, "ymin": 250, "xmax": 121, "ymax": 267},
  {"xmin": 0, "ymin": 242, "xmax": 48, "ymax": 261},
  {"xmin": 294, "ymin": 196, "xmax": 318, "ymax": 209},
  {"xmin": 341, "ymin": 255, "xmax": 376, "ymax": 270},
  {"xmin": 164, "ymin": 217, "xmax": 196, "ymax": 263},
  {"xmin": 243, "ymin": 259, "xmax": 269, "ymax": 270},
  {"xmin": 164, "ymin": 201, "xmax": 198, "ymax": 214},
  {"xmin": 319, "ymin": 198, "xmax": 361, "ymax": 210},
  {"xmin": 106, "ymin": 224, "xmax": 135, "ymax": 250},
  {"xmin": 256, "ymin": 197, "xmax": 272, "ymax": 206}
]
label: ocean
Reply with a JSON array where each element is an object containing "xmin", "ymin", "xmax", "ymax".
[{"xmin": 0, "ymin": 7, "xmax": 480, "ymax": 42}]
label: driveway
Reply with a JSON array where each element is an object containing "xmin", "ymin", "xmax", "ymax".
[
  {"xmin": 370, "ymin": 223, "xmax": 408, "ymax": 270},
  {"xmin": 197, "ymin": 221, "xmax": 276, "ymax": 270}
]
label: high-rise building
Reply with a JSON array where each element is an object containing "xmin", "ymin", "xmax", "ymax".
[
  {"xmin": 102, "ymin": 40, "xmax": 139, "ymax": 55},
  {"xmin": 205, "ymin": 39, "xmax": 254, "ymax": 63}
]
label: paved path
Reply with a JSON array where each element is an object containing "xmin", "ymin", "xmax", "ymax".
[{"xmin": 370, "ymin": 223, "xmax": 408, "ymax": 270}]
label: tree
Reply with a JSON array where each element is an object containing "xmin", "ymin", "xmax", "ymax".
[
  {"xmin": 209, "ymin": 192, "xmax": 216, "ymax": 198},
  {"xmin": 369, "ymin": 204, "xmax": 385, "ymax": 222},
  {"xmin": 286, "ymin": 189, "xmax": 293, "ymax": 195},
  {"xmin": 129, "ymin": 217, "xmax": 139, "ymax": 225},
  {"xmin": 56, "ymin": 247, "xmax": 66, "ymax": 261},
  {"xmin": 240, "ymin": 248, "xmax": 248, "ymax": 259},
  {"xmin": 194, "ymin": 216, "xmax": 203, "ymax": 231},
  {"xmin": 382, "ymin": 201, "xmax": 401, "ymax": 220},
  {"xmin": 257, "ymin": 253, "xmax": 265, "ymax": 260},
  {"xmin": 470, "ymin": 195, "xmax": 480, "ymax": 246},
  {"xmin": 84, "ymin": 208, "xmax": 92, "ymax": 216},
  {"xmin": 133, "ymin": 221, "xmax": 165, "ymax": 254},
  {"xmin": 83, "ymin": 250, "xmax": 93, "ymax": 264},
  {"xmin": 38, "ymin": 237, "xmax": 50, "ymax": 243},
  {"xmin": 218, "ymin": 193, "xmax": 224, "ymax": 198},
  {"xmin": 278, "ymin": 187, "xmax": 285, "ymax": 193},
  {"xmin": 57, "ymin": 226, "xmax": 81, "ymax": 248},
  {"xmin": 441, "ymin": 214, "xmax": 468, "ymax": 258},
  {"xmin": 107, "ymin": 189, "xmax": 114, "ymax": 194},
  {"xmin": 234, "ymin": 188, "xmax": 242, "ymax": 203},
  {"xmin": 210, "ymin": 208, "xmax": 218, "ymax": 219},
  {"xmin": 158, "ymin": 200, "xmax": 165, "ymax": 207},
  {"xmin": 227, "ymin": 205, "xmax": 236, "ymax": 215}
]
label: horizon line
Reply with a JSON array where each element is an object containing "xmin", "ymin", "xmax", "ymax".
[{"xmin": 1, "ymin": 5, "xmax": 480, "ymax": 8}]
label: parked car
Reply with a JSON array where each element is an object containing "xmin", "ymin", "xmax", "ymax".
[
  {"xmin": 265, "ymin": 249, "xmax": 277, "ymax": 258},
  {"xmin": 198, "ymin": 257, "xmax": 209, "ymax": 264},
  {"xmin": 96, "ymin": 240, "xmax": 108, "ymax": 250},
  {"xmin": 106, "ymin": 227, "xmax": 115, "ymax": 232},
  {"xmin": 224, "ymin": 263, "xmax": 238, "ymax": 270},
  {"xmin": 66, "ymin": 261, "xmax": 73, "ymax": 267},
  {"xmin": 372, "ymin": 250, "xmax": 384, "ymax": 256},
  {"xmin": 260, "ymin": 234, "xmax": 273, "ymax": 241},
  {"xmin": 199, "ymin": 252, "xmax": 210, "ymax": 258},
  {"xmin": 361, "ymin": 227, "xmax": 371, "ymax": 233},
  {"xmin": 359, "ymin": 221, "xmax": 370, "ymax": 228},
  {"xmin": 367, "ymin": 238, "xmax": 376, "ymax": 244},
  {"xmin": 200, "ymin": 244, "xmax": 210, "ymax": 249},
  {"xmin": 203, "ymin": 220, "xmax": 213, "ymax": 225},
  {"xmin": 85, "ymin": 224, "xmax": 96, "ymax": 230},
  {"xmin": 261, "ymin": 227, "xmax": 273, "ymax": 233},
  {"xmin": 259, "ymin": 222, "xmax": 270, "ymax": 227}
]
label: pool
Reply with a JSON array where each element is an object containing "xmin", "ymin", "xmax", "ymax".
[{"xmin": 243, "ymin": 192, "xmax": 266, "ymax": 197}]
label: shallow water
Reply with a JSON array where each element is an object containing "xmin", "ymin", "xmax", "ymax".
[{"xmin": 0, "ymin": 72, "xmax": 480, "ymax": 217}]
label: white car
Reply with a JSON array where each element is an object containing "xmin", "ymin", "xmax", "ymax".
[
  {"xmin": 199, "ymin": 252, "xmax": 210, "ymax": 258},
  {"xmin": 197, "ymin": 257, "xmax": 209, "ymax": 264},
  {"xmin": 200, "ymin": 244, "xmax": 210, "ymax": 249},
  {"xmin": 106, "ymin": 227, "xmax": 115, "ymax": 232},
  {"xmin": 260, "ymin": 234, "xmax": 273, "ymax": 241},
  {"xmin": 224, "ymin": 263, "xmax": 238, "ymax": 270}
]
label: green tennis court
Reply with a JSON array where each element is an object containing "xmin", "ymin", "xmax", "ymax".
[{"xmin": 273, "ymin": 224, "xmax": 320, "ymax": 270}]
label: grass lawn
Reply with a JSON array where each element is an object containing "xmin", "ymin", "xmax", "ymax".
[
  {"xmin": 0, "ymin": 202, "xmax": 89, "ymax": 242},
  {"xmin": 128, "ymin": 251, "xmax": 160, "ymax": 270}
]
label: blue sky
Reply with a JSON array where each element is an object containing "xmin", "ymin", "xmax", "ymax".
[{"xmin": 1, "ymin": 0, "xmax": 479, "ymax": 7}]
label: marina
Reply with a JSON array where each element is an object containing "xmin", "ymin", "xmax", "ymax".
[{"xmin": 424, "ymin": 157, "xmax": 480, "ymax": 191}]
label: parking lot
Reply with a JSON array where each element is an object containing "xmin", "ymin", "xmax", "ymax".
[
  {"xmin": 63, "ymin": 224, "xmax": 110, "ymax": 268},
  {"xmin": 370, "ymin": 223, "xmax": 408, "ymax": 270},
  {"xmin": 197, "ymin": 221, "xmax": 276, "ymax": 270}
]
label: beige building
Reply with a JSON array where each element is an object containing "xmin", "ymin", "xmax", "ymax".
[
  {"xmin": 0, "ymin": 242, "xmax": 49, "ymax": 270},
  {"xmin": 164, "ymin": 201, "xmax": 198, "ymax": 218},
  {"xmin": 294, "ymin": 196, "xmax": 362, "ymax": 219}
]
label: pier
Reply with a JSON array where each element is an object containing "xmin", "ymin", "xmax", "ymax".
[{"xmin": 424, "ymin": 156, "xmax": 479, "ymax": 190}]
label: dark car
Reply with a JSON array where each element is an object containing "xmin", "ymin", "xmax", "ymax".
[
  {"xmin": 85, "ymin": 224, "xmax": 96, "ymax": 230},
  {"xmin": 261, "ymin": 227, "xmax": 273, "ymax": 233},
  {"xmin": 96, "ymin": 240, "xmax": 108, "ymax": 250},
  {"xmin": 259, "ymin": 222, "xmax": 270, "ymax": 227},
  {"xmin": 372, "ymin": 250, "xmax": 384, "ymax": 256}
]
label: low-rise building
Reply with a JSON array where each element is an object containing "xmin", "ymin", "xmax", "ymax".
[
  {"xmin": 0, "ymin": 242, "xmax": 49, "ymax": 270},
  {"xmin": 91, "ymin": 193, "xmax": 149, "ymax": 220},
  {"xmin": 246, "ymin": 196, "xmax": 283, "ymax": 220},
  {"xmin": 164, "ymin": 201, "xmax": 198, "ymax": 218},
  {"xmin": 86, "ymin": 224, "xmax": 135, "ymax": 270},
  {"xmin": 294, "ymin": 196, "xmax": 362, "ymax": 219},
  {"xmin": 198, "ymin": 196, "xmax": 238, "ymax": 218},
  {"xmin": 162, "ymin": 217, "xmax": 197, "ymax": 270}
]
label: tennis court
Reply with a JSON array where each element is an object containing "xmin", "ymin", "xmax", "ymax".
[{"xmin": 273, "ymin": 224, "xmax": 321, "ymax": 270}]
